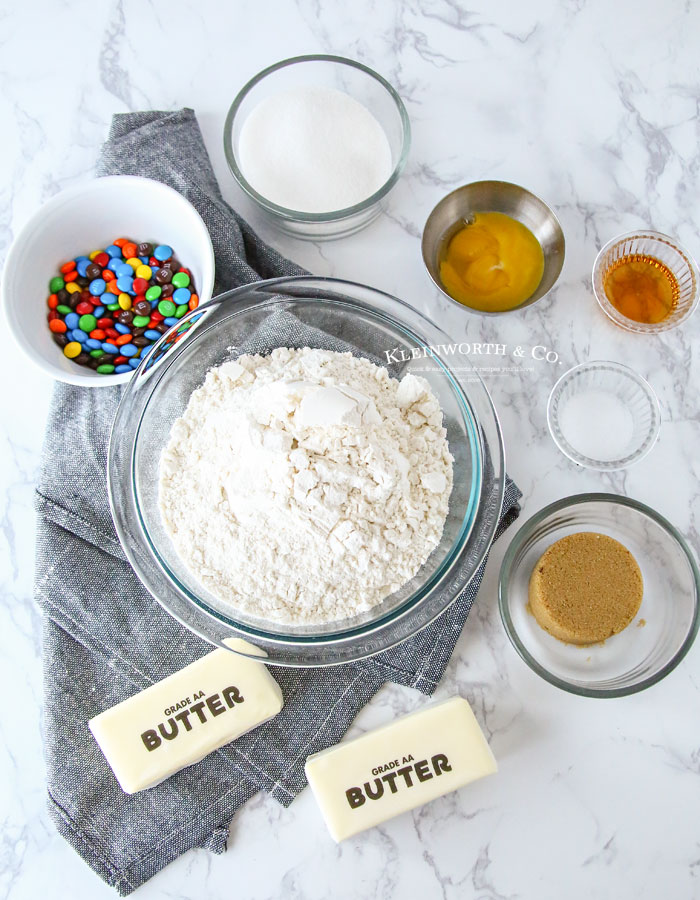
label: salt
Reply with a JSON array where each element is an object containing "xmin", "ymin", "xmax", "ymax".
[
  {"xmin": 558, "ymin": 390, "xmax": 635, "ymax": 461},
  {"xmin": 237, "ymin": 86, "xmax": 393, "ymax": 213}
]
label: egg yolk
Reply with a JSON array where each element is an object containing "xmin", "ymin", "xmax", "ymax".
[{"xmin": 438, "ymin": 211, "xmax": 544, "ymax": 312}]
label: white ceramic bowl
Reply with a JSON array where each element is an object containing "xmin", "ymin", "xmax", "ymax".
[{"xmin": 1, "ymin": 175, "xmax": 215, "ymax": 387}]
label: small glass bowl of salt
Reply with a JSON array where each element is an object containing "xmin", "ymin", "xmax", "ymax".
[
  {"xmin": 223, "ymin": 55, "xmax": 410, "ymax": 240},
  {"xmin": 547, "ymin": 361, "xmax": 660, "ymax": 470}
]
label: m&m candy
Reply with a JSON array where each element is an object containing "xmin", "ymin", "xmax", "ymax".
[{"xmin": 45, "ymin": 238, "xmax": 198, "ymax": 375}]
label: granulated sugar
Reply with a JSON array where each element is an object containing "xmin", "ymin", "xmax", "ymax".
[
  {"xmin": 159, "ymin": 348, "xmax": 453, "ymax": 625},
  {"xmin": 237, "ymin": 86, "xmax": 393, "ymax": 213},
  {"xmin": 558, "ymin": 390, "xmax": 634, "ymax": 461}
]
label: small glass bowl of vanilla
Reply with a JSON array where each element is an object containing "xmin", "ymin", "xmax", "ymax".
[{"xmin": 592, "ymin": 230, "xmax": 700, "ymax": 333}]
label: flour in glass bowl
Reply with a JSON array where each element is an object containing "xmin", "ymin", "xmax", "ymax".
[{"xmin": 158, "ymin": 348, "xmax": 453, "ymax": 625}]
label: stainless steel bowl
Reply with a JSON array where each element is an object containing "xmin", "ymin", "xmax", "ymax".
[{"xmin": 422, "ymin": 181, "xmax": 565, "ymax": 315}]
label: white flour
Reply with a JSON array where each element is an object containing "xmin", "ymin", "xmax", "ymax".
[
  {"xmin": 237, "ymin": 86, "xmax": 393, "ymax": 213},
  {"xmin": 159, "ymin": 348, "xmax": 453, "ymax": 625}
]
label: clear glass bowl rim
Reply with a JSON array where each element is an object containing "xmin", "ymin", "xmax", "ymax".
[
  {"xmin": 108, "ymin": 276, "xmax": 506, "ymax": 667},
  {"xmin": 498, "ymin": 492, "xmax": 700, "ymax": 698},
  {"xmin": 546, "ymin": 360, "xmax": 661, "ymax": 470},
  {"xmin": 223, "ymin": 54, "xmax": 411, "ymax": 222},
  {"xmin": 591, "ymin": 229, "xmax": 700, "ymax": 333}
]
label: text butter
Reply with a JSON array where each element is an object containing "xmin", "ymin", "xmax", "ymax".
[
  {"xmin": 304, "ymin": 696, "xmax": 497, "ymax": 841},
  {"xmin": 89, "ymin": 639, "xmax": 283, "ymax": 794}
]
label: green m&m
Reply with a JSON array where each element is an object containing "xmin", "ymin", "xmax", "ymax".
[
  {"xmin": 172, "ymin": 271, "xmax": 190, "ymax": 288},
  {"xmin": 79, "ymin": 314, "xmax": 97, "ymax": 332},
  {"xmin": 157, "ymin": 299, "xmax": 176, "ymax": 317}
]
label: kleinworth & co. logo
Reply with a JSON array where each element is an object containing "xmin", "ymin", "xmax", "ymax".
[{"xmin": 383, "ymin": 341, "xmax": 563, "ymax": 378}]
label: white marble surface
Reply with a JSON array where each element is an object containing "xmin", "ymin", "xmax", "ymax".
[{"xmin": 2, "ymin": 0, "xmax": 700, "ymax": 897}]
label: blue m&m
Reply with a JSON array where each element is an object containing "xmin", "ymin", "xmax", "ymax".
[{"xmin": 153, "ymin": 244, "xmax": 173, "ymax": 261}]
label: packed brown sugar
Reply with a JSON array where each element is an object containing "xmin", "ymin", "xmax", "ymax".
[{"xmin": 528, "ymin": 532, "xmax": 643, "ymax": 645}]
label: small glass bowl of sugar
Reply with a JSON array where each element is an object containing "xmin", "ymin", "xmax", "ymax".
[
  {"xmin": 547, "ymin": 361, "xmax": 660, "ymax": 470},
  {"xmin": 223, "ymin": 55, "xmax": 410, "ymax": 240}
]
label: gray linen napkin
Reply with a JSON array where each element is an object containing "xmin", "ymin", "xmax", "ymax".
[{"xmin": 34, "ymin": 109, "xmax": 522, "ymax": 895}]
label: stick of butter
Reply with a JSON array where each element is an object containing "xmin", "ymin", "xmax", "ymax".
[
  {"xmin": 305, "ymin": 696, "xmax": 496, "ymax": 841},
  {"xmin": 89, "ymin": 639, "xmax": 283, "ymax": 794}
]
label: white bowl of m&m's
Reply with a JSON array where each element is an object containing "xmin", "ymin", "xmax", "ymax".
[{"xmin": 1, "ymin": 175, "xmax": 215, "ymax": 386}]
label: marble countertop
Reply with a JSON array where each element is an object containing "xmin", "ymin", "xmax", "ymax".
[{"xmin": 2, "ymin": 1, "xmax": 699, "ymax": 898}]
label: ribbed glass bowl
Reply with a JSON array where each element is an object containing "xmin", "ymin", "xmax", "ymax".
[
  {"xmin": 223, "ymin": 55, "xmax": 410, "ymax": 240},
  {"xmin": 547, "ymin": 361, "xmax": 660, "ymax": 470},
  {"xmin": 592, "ymin": 230, "xmax": 699, "ymax": 333},
  {"xmin": 499, "ymin": 494, "xmax": 699, "ymax": 697},
  {"xmin": 108, "ymin": 277, "xmax": 505, "ymax": 666}
]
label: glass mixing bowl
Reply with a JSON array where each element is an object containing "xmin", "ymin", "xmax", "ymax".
[
  {"xmin": 499, "ymin": 494, "xmax": 699, "ymax": 697},
  {"xmin": 108, "ymin": 277, "xmax": 505, "ymax": 666}
]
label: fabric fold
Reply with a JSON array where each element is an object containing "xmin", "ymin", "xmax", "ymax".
[{"xmin": 36, "ymin": 108, "xmax": 521, "ymax": 895}]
